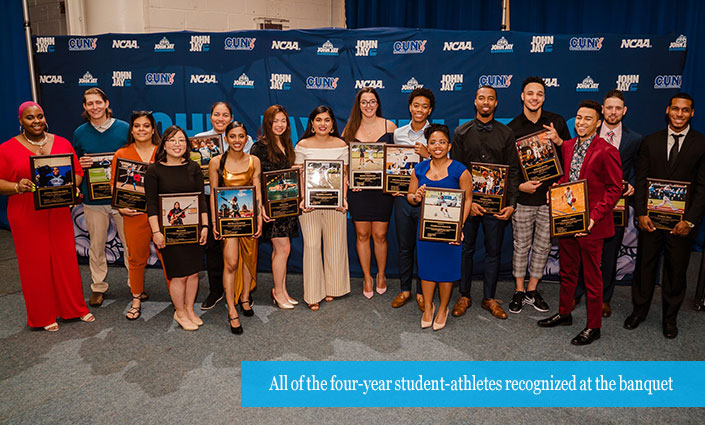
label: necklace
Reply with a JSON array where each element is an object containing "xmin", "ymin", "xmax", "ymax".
[{"xmin": 23, "ymin": 132, "xmax": 48, "ymax": 147}]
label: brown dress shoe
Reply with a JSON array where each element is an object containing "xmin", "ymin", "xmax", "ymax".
[
  {"xmin": 481, "ymin": 298, "xmax": 507, "ymax": 319},
  {"xmin": 392, "ymin": 292, "xmax": 411, "ymax": 308},
  {"xmin": 451, "ymin": 296, "xmax": 471, "ymax": 317},
  {"xmin": 602, "ymin": 302, "xmax": 612, "ymax": 318},
  {"xmin": 416, "ymin": 294, "xmax": 425, "ymax": 312},
  {"xmin": 88, "ymin": 291, "xmax": 104, "ymax": 307}
]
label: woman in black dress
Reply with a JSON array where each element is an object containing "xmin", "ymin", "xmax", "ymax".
[
  {"xmin": 251, "ymin": 105, "xmax": 299, "ymax": 309},
  {"xmin": 146, "ymin": 126, "xmax": 208, "ymax": 331},
  {"xmin": 341, "ymin": 88, "xmax": 397, "ymax": 298}
]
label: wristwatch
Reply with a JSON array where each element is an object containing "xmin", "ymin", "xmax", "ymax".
[{"xmin": 684, "ymin": 220, "xmax": 695, "ymax": 228}]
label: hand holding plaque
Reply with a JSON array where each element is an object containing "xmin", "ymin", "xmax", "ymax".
[
  {"xmin": 516, "ymin": 130, "xmax": 563, "ymax": 182},
  {"xmin": 646, "ymin": 178, "xmax": 690, "ymax": 230},
  {"xmin": 383, "ymin": 145, "xmax": 420, "ymax": 194},
  {"xmin": 263, "ymin": 168, "xmax": 301, "ymax": 218},
  {"xmin": 158, "ymin": 192, "xmax": 201, "ymax": 245},
  {"xmin": 549, "ymin": 180, "xmax": 589, "ymax": 236},
  {"xmin": 214, "ymin": 186, "xmax": 257, "ymax": 237},
  {"xmin": 112, "ymin": 158, "xmax": 148, "ymax": 212},
  {"xmin": 419, "ymin": 187, "xmax": 464, "ymax": 243},
  {"xmin": 84, "ymin": 152, "xmax": 114, "ymax": 201},
  {"xmin": 470, "ymin": 162, "xmax": 508, "ymax": 214},
  {"xmin": 30, "ymin": 154, "xmax": 77, "ymax": 210},
  {"xmin": 349, "ymin": 142, "xmax": 384, "ymax": 189},
  {"xmin": 304, "ymin": 160, "xmax": 343, "ymax": 208}
]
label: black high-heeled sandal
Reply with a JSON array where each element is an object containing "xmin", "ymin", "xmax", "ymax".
[
  {"xmin": 229, "ymin": 314, "xmax": 243, "ymax": 334},
  {"xmin": 126, "ymin": 295, "xmax": 141, "ymax": 321},
  {"xmin": 240, "ymin": 298, "xmax": 254, "ymax": 317}
]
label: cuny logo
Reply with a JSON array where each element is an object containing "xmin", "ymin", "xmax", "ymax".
[
  {"xmin": 36, "ymin": 37, "xmax": 55, "ymax": 53},
  {"xmin": 393, "ymin": 40, "xmax": 426, "ymax": 54},
  {"xmin": 224, "ymin": 37, "xmax": 256, "ymax": 50},
  {"xmin": 442, "ymin": 41, "xmax": 473, "ymax": 51},
  {"xmin": 401, "ymin": 77, "xmax": 423, "ymax": 93},
  {"xmin": 440, "ymin": 74, "xmax": 463, "ymax": 91},
  {"xmin": 621, "ymin": 38, "xmax": 651, "ymax": 49},
  {"xmin": 654, "ymin": 75, "xmax": 682, "ymax": 89},
  {"xmin": 317, "ymin": 40, "xmax": 339, "ymax": 56},
  {"xmin": 669, "ymin": 35, "xmax": 687, "ymax": 51},
  {"xmin": 355, "ymin": 80, "xmax": 384, "ymax": 89},
  {"xmin": 543, "ymin": 77, "xmax": 560, "ymax": 87},
  {"xmin": 154, "ymin": 37, "xmax": 175, "ymax": 52},
  {"xmin": 145, "ymin": 73, "xmax": 175, "ymax": 86},
  {"xmin": 616, "ymin": 74, "xmax": 639, "ymax": 91},
  {"xmin": 271, "ymin": 40, "xmax": 300, "ymax": 51},
  {"xmin": 78, "ymin": 72, "xmax": 98, "ymax": 86},
  {"xmin": 569, "ymin": 37, "xmax": 604, "ymax": 51},
  {"xmin": 478, "ymin": 75, "xmax": 512, "ymax": 88},
  {"xmin": 112, "ymin": 39, "xmax": 138, "ymax": 49},
  {"xmin": 232, "ymin": 73, "xmax": 255, "ymax": 88},
  {"xmin": 490, "ymin": 37, "xmax": 513, "ymax": 53},
  {"xmin": 190, "ymin": 74, "xmax": 217, "ymax": 84},
  {"xmin": 39, "ymin": 74, "xmax": 63, "ymax": 84},
  {"xmin": 270, "ymin": 73, "xmax": 291, "ymax": 90},
  {"xmin": 576, "ymin": 76, "xmax": 599, "ymax": 91},
  {"xmin": 69, "ymin": 37, "xmax": 98, "ymax": 51},
  {"xmin": 306, "ymin": 76, "xmax": 339, "ymax": 90},
  {"xmin": 189, "ymin": 35, "xmax": 210, "ymax": 52},
  {"xmin": 355, "ymin": 40, "xmax": 378, "ymax": 56},
  {"xmin": 531, "ymin": 36, "xmax": 553, "ymax": 53},
  {"xmin": 112, "ymin": 71, "xmax": 132, "ymax": 87}
]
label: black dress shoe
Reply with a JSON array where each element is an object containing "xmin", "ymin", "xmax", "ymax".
[
  {"xmin": 623, "ymin": 314, "xmax": 643, "ymax": 330},
  {"xmin": 663, "ymin": 323, "xmax": 678, "ymax": 339},
  {"xmin": 571, "ymin": 328, "xmax": 601, "ymax": 345},
  {"xmin": 537, "ymin": 313, "xmax": 573, "ymax": 328}
]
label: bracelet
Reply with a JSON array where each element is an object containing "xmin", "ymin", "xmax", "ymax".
[
  {"xmin": 202, "ymin": 225, "xmax": 209, "ymax": 229},
  {"xmin": 152, "ymin": 230, "xmax": 160, "ymax": 234},
  {"xmin": 15, "ymin": 183, "xmax": 20, "ymax": 194}
]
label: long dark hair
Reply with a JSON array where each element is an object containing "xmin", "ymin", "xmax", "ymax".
[
  {"xmin": 218, "ymin": 121, "xmax": 248, "ymax": 186},
  {"xmin": 341, "ymin": 88, "xmax": 383, "ymax": 143},
  {"xmin": 301, "ymin": 105, "xmax": 340, "ymax": 139},
  {"xmin": 126, "ymin": 111, "xmax": 160, "ymax": 146},
  {"xmin": 258, "ymin": 104, "xmax": 295, "ymax": 166},
  {"xmin": 155, "ymin": 125, "xmax": 190, "ymax": 163}
]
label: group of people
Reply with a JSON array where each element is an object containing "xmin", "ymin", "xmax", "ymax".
[{"xmin": 1, "ymin": 79, "xmax": 703, "ymax": 344}]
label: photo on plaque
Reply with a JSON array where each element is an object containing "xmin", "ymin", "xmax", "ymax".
[
  {"xmin": 646, "ymin": 178, "xmax": 690, "ymax": 230},
  {"xmin": 214, "ymin": 186, "xmax": 256, "ymax": 237},
  {"xmin": 263, "ymin": 168, "xmax": 300, "ymax": 219},
  {"xmin": 112, "ymin": 158, "xmax": 148, "ymax": 211},
  {"xmin": 383, "ymin": 145, "xmax": 420, "ymax": 194},
  {"xmin": 304, "ymin": 160, "xmax": 343, "ymax": 208},
  {"xmin": 189, "ymin": 135, "xmax": 222, "ymax": 185},
  {"xmin": 470, "ymin": 162, "xmax": 508, "ymax": 214},
  {"xmin": 349, "ymin": 142, "xmax": 384, "ymax": 189},
  {"xmin": 419, "ymin": 188, "xmax": 464, "ymax": 243},
  {"xmin": 613, "ymin": 181, "xmax": 628, "ymax": 227},
  {"xmin": 550, "ymin": 180, "xmax": 589, "ymax": 237},
  {"xmin": 30, "ymin": 153, "xmax": 76, "ymax": 210},
  {"xmin": 159, "ymin": 193, "xmax": 201, "ymax": 245},
  {"xmin": 85, "ymin": 153, "xmax": 114, "ymax": 201},
  {"xmin": 515, "ymin": 129, "xmax": 563, "ymax": 182}
]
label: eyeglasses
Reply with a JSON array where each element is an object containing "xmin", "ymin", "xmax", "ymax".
[
  {"xmin": 360, "ymin": 100, "xmax": 378, "ymax": 107},
  {"xmin": 166, "ymin": 139, "xmax": 187, "ymax": 145}
]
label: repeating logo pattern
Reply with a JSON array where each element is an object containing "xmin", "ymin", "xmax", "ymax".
[
  {"xmin": 224, "ymin": 37, "xmax": 256, "ymax": 50},
  {"xmin": 355, "ymin": 40, "xmax": 378, "ymax": 56}
]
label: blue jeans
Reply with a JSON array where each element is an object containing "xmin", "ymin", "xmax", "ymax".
[
  {"xmin": 460, "ymin": 214, "xmax": 507, "ymax": 299},
  {"xmin": 394, "ymin": 197, "xmax": 421, "ymax": 294}
]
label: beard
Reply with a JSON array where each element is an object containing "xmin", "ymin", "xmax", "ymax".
[{"xmin": 604, "ymin": 115, "xmax": 623, "ymax": 126}]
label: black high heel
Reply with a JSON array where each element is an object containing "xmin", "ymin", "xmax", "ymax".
[
  {"xmin": 240, "ymin": 298, "xmax": 254, "ymax": 317},
  {"xmin": 229, "ymin": 314, "xmax": 243, "ymax": 334}
]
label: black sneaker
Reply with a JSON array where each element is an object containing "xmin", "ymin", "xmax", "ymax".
[
  {"xmin": 201, "ymin": 292, "xmax": 223, "ymax": 310},
  {"xmin": 525, "ymin": 291, "xmax": 550, "ymax": 312},
  {"xmin": 508, "ymin": 291, "xmax": 525, "ymax": 314}
]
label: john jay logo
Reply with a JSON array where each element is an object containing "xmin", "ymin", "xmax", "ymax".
[
  {"xmin": 36, "ymin": 37, "xmax": 55, "ymax": 53},
  {"xmin": 401, "ymin": 77, "xmax": 423, "ymax": 93},
  {"xmin": 190, "ymin": 74, "xmax": 217, "ymax": 84},
  {"xmin": 145, "ymin": 73, "xmax": 175, "ymax": 86},
  {"xmin": 112, "ymin": 39, "xmax": 138, "ymax": 49},
  {"xmin": 78, "ymin": 72, "xmax": 98, "ymax": 86},
  {"xmin": 490, "ymin": 37, "xmax": 513, "ymax": 53},
  {"xmin": 531, "ymin": 36, "xmax": 553, "ymax": 53},
  {"xmin": 272, "ymin": 40, "xmax": 300, "ymax": 51},
  {"xmin": 440, "ymin": 74, "xmax": 463, "ymax": 91},
  {"xmin": 154, "ymin": 37, "xmax": 175, "ymax": 52},
  {"xmin": 616, "ymin": 74, "xmax": 639, "ymax": 91},
  {"xmin": 669, "ymin": 35, "xmax": 687, "ymax": 51},
  {"xmin": 189, "ymin": 35, "xmax": 210, "ymax": 52},
  {"xmin": 355, "ymin": 80, "xmax": 384, "ymax": 89},
  {"xmin": 232, "ymin": 73, "xmax": 255, "ymax": 88},
  {"xmin": 270, "ymin": 73, "xmax": 291, "ymax": 90},
  {"xmin": 478, "ymin": 75, "xmax": 512, "ymax": 88},
  {"xmin": 654, "ymin": 75, "xmax": 682, "ymax": 89},
  {"xmin": 39, "ymin": 74, "xmax": 63, "ymax": 84},
  {"xmin": 543, "ymin": 77, "xmax": 560, "ymax": 87},
  {"xmin": 355, "ymin": 40, "xmax": 378, "ymax": 56},
  {"xmin": 317, "ymin": 40, "xmax": 339, "ymax": 56},
  {"xmin": 224, "ymin": 37, "xmax": 256, "ymax": 50},
  {"xmin": 68, "ymin": 37, "xmax": 97, "ymax": 51},
  {"xmin": 112, "ymin": 71, "xmax": 132, "ymax": 87},
  {"xmin": 576, "ymin": 76, "xmax": 599, "ymax": 91},
  {"xmin": 621, "ymin": 38, "xmax": 651, "ymax": 49},
  {"xmin": 393, "ymin": 40, "xmax": 426, "ymax": 54},
  {"xmin": 443, "ymin": 41, "xmax": 473, "ymax": 51},
  {"xmin": 306, "ymin": 76, "xmax": 339, "ymax": 90},
  {"xmin": 569, "ymin": 37, "xmax": 604, "ymax": 51}
]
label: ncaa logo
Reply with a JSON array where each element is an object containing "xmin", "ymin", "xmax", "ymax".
[
  {"xmin": 576, "ymin": 76, "xmax": 599, "ymax": 92},
  {"xmin": 190, "ymin": 74, "xmax": 217, "ymax": 84},
  {"xmin": 69, "ymin": 37, "xmax": 98, "ymax": 51},
  {"xmin": 654, "ymin": 75, "xmax": 682, "ymax": 89},
  {"xmin": 478, "ymin": 75, "xmax": 512, "ymax": 88},
  {"xmin": 154, "ymin": 37, "xmax": 175, "ymax": 52},
  {"xmin": 401, "ymin": 77, "xmax": 423, "ymax": 93},
  {"xmin": 270, "ymin": 73, "xmax": 291, "ymax": 90},
  {"xmin": 355, "ymin": 40, "xmax": 378, "ymax": 56},
  {"xmin": 616, "ymin": 75, "xmax": 639, "ymax": 91},
  {"xmin": 440, "ymin": 74, "xmax": 463, "ymax": 91},
  {"xmin": 355, "ymin": 80, "xmax": 384, "ymax": 89},
  {"xmin": 189, "ymin": 35, "xmax": 210, "ymax": 52},
  {"xmin": 569, "ymin": 37, "xmax": 604, "ymax": 51},
  {"xmin": 317, "ymin": 40, "xmax": 339, "ymax": 56},
  {"xmin": 491, "ymin": 37, "xmax": 513, "ymax": 53},
  {"xmin": 531, "ymin": 36, "xmax": 553, "ymax": 53},
  {"xmin": 78, "ymin": 71, "xmax": 98, "ymax": 86},
  {"xmin": 306, "ymin": 76, "xmax": 339, "ymax": 90},
  {"xmin": 233, "ymin": 73, "xmax": 255, "ymax": 88},
  {"xmin": 620, "ymin": 39, "xmax": 651, "ymax": 48},
  {"xmin": 669, "ymin": 35, "xmax": 687, "ymax": 51},
  {"xmin": 443, "ymin": 41, "xmax": 473, "ymax": 51},
  {"xmin": 145, "ymin": 73, "xmax": 175, "ymax": 86},
  {"xmin": 272, "ymin": 40, "xmax": 300, "ymax": 51},
  {"xmin": 39, "ymin": 74, "xmax": 64, "ymax": 84},
  {"xmin": 393, "ymin": 40, "xmax": 426, "ymax": 54},
  {"xmin": 36, "ymin": 37, "xmax": 55, "ymax": 53},
  {"xmin": 543, "ymin": 77, "xmax": 560, "ymax": 87},
  {"xmin": 112, "ymin": 39, "xmax": 138, "ymax": 49},
  {"xmin": 112, "ymin": 71, "xmax": 132, "ymax": 87},
  {"xmin": 224, "ymin": 37, "xmax": 256, "ymax": 50}
]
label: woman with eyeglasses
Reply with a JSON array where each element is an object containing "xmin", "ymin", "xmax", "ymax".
[{"xmin": 145, "ymin": 126, "xmax": 209, "ymax": 331}]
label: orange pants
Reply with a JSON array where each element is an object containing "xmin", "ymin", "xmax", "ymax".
[{"xmin": 122, "ymin": 213, "xmax": 169, "ymax": 294}]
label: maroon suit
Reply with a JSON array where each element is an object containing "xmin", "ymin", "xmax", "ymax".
[{"xmin": 557, "ymin": 135, "xmax": 622, "ymax": 328}]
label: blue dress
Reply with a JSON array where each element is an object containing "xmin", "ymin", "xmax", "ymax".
[{"xmin": 415, "ymin": 159, "xmax": 467, "ymax": 282}]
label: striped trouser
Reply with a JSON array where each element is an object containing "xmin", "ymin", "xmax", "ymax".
[
  {"xmin": 298, "ymin": 209, "xmax": 351, "ymax": 304},
  {"xmin": 512, "ymin": 203, "xmax": 552, "ymax": 279}
]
